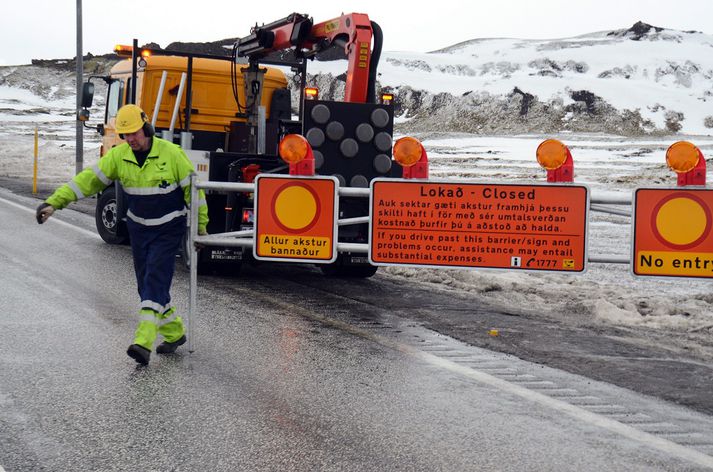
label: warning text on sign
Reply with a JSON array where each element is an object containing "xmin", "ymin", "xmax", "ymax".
[
  {"xmin": 369, "ymin": 180, "xmax": 588, "ymax": 272},
  {"xmin": 258, "ymin": 235, "xmax": 332, "ymax": 259}
]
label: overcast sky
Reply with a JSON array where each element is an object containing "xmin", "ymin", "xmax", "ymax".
[{"xmin": 1, "ymin": 0, "xmax": 713, "ymax": 66}]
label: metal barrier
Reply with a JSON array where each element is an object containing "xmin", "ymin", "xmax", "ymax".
[{"xmin": 186, "ymin": 175, "xmax": 634, "ymax": 351}]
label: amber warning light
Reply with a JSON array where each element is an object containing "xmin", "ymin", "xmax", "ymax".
[
  {"xmin": 666, "ymin": 141, "xmax": 700, "ymax": 173},
  {"xmin": 279, "ymin": 134, "xmax": 315, "ymax": 176},
  {"xmin": 114, "ymin": 44, "xmax": 133, "ymax": 56},
  {"xmin": 279, "ymin": 134, "xmax": 309, "ymax": 164},
  {"xmin": 114, "ymin": 44, "xmax": 151, "ymax": 58},
  {"xmin": 666, "ymin": 141, "xmax": 706, "ymax": 186},
  {"xmin": 393, "ymin": 137, "xmax": 429, "ymax": 179},
  {"xmin": 393, "ymin": 137, "xmax": 422, "ymax": 167},
  {"xmin": 305, "ymin": 87, "xmax": 319, "ymax": 100},
  {"xmin": 536, "ymin": 139, "xmax": 574, "ymax": 183}
]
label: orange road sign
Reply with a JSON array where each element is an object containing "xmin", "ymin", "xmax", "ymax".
[
  {"xmin": 369, "ymin": 179, "xmax": 589, "ymax": 272},
  {"xmin": 254, "ymin": 175, "xmax": 338, "ymax": 263},
  {"xmin": 633, "ymin": 188, "xmax": 713, "ymax": 278}
]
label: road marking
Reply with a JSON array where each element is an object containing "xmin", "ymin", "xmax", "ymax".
[
  {"xmin": 247, "ymin": 290, "xmax": 713, "ymax": 469},
  {"xmin": 0, "ymin": 195, "xmax": 102, "ymax": 240}
]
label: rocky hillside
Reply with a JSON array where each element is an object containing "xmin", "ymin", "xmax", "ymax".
[{"xmin": 308, "ymin": 21, "xmax": 713, "ymax": 136}]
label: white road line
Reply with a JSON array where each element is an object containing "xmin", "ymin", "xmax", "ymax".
[
  {"xmin": 0, "ymin": 465, "xmax": 6, "ymax": 472},
  {"xmin": 256, "ymin": 292, "xmax": 713, "ymax": 469},
  {"xmin": 0, "ymin": 196, "xmax": 102, "ymax": 240}
]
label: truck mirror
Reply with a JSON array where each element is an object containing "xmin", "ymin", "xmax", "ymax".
[{"xmin": 81, "ymin": 82, "xmax": 95, "ymax": 108}]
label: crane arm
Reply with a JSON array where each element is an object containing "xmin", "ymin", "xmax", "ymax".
[{"xmin": 236, "ymin": 12, "xmax": 375, "ymax": 103}]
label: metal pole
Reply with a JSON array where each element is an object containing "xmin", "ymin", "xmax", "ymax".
[
  {"xmin": 75, "ymin": 0, "xmax": 83, "ymax": 174},
  {"xmin": 257, "ymin": 106, "xmax": 266, "ymax": 154},
  {"xmin": 188, "ymin": 173, "xmax": 199, "ymax": 353},
  {"xmin": 131, "ymin": 39, "xmax": 138, "ymax": 104},
  {"xmin": 185, "ymin": 57, "xmax": 193, "ymax": 131},
  {"xmin": 169, "ymin": 72, "xmax": 187, "ymax": 133},
  {"xmin": 151, "ymin": 71, "xmax": 168, "ymax": 127},
  {"xmin": 33, "ymin": 126, "xmax": 38, "ymax": 194}
]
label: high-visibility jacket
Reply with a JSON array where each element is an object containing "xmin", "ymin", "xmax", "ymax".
[{"xmin": 46, "ymin": 137, "xmax": 208, "ymax": 233}]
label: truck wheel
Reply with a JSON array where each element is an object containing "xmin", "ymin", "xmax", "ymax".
[{"xmin": 95, "ymin": 187, "xmax": 129, "ymax": 245}]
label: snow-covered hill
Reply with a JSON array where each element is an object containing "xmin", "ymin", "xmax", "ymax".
[
  {"xmin": 310, "ymin": 22, "xmax": 713, "ymax": 136},
  {"xmin": 1, "ymin": 21, "xmax": 712, "ymax": 137}
]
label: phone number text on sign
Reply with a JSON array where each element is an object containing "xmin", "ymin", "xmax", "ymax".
[{"xmin": 369, "ymin": 179, "xmax": 589, "ymax": 272}]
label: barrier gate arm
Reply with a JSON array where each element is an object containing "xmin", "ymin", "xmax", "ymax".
[
  {"xmin": 186, "ymin": 177, "xmax": 636, "ymax": 350},
  {"xmin": 187, "ymin": 176, "xmax": 635, "ymax": 252}
]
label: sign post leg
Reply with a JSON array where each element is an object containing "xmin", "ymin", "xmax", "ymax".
[{"xmin": 188, "ymin": 173, "xmax": 198, "ymax": 353}]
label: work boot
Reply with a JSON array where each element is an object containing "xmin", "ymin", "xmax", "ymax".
[
  {"xmin": 156, "ymin": 335, "xmax": 186, "ymax": 355},
  {"xmin": 127, "ymin": 344, "xmax": 151, "ymax": 365}
]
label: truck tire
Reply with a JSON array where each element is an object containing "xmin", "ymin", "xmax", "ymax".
[{"xmin": 95, "ymin": 187, "xmax": 129, "ymax": 245}]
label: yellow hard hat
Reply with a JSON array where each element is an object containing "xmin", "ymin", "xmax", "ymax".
[{"xmin": 115, "ymin": 104, "xmax": 148, "ymax": 134}]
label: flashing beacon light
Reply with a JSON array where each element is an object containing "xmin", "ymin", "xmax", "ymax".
[
  {"xmin": 536, "ymin": 139, "xmax": 574, "ymax": 183},
  {"xmin": 380, "ymin": 93, "xmax": 394, "ymax": 105},
  {"xmin": 114, "ymin": 45, "xmax": 133, "ymax": 57},
  {"xmin": 305, "ymin": 87, "xmax": 319, "ymax": 100},
  {"xmin": 279, "ymin": 134, "xmax": 315, "ymax": 176},
  {"xmin": 666, "ymin": 141, "xmax": 706, "ymax": 186},
  {"xmin": 140, "ymin": 49, "xmax": 151, "ymax": 58},
  {"xmin": 393, "ymin": 137, "xmax": 429, "ymax": 179}
]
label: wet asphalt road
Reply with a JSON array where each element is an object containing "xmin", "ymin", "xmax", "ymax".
[{"xmin": 1, "ymin": 186, "xmax": 713, "ymax": 470}]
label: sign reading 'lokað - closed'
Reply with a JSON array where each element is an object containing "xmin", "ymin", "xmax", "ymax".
[{"xmin": 369, "ymin": 179, "xmax": 589, "ymax": 272}]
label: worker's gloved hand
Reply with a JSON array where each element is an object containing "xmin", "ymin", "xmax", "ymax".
[{"xmin": 36, "ymin": 203, "xmax": 55, "ymax": 224}]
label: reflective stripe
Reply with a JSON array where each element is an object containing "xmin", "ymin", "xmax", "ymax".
[
  {"xmin": 139, "ymin": 313, "xmax": 159, "ymax": 323},
  {"xmin": 179, "ymin": 176, "xmax": 191, "ymax": 188},
  {"xmin": 92, "ymin": 164, "xmax": 113, "ymax": 185},
  {"xmin": 127, "ymin": 209, "xmax": 187, "ymax": 226},
  {"xmin": 140, "ymin": 300, "xmax": 164, "ymax": 312},
  {"xmin": 124, "ymin": 183, "xmax": 179, "ymax": 195},
  {"xmin": 68, "ymin": 181, "xmax": 85, "ymax": 200},
  {"xmin": 160, "ymin": 310, "xmax": 178, "ymax": 326}
]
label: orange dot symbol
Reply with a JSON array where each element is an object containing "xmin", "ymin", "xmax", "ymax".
[
  {"xmin": 652, "ymin": 195, "xmax": 711, "ymax": 249},
  {"xmin": 273, "ymin": 183, "xmax": 319, "ymax": 233}
]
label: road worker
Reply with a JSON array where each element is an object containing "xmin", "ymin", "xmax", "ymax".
[{"xmin": 36, "ymin": 104, "xmax": 208, "ymax": 366}]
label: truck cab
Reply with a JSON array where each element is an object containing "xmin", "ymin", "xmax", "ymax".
[{"xmin": 88, "ymin": 53, "xmax": 291, "ymax": 249}]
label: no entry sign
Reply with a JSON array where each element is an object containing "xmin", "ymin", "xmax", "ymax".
[
  {"xmin": 633, "ymin": 188, "xmax": 713, "ymax": 278},
  {"xmin": 369, "ymin": 179, "xmax": 589, "ymax": 272},
  {"xmin": 254, "ymin": 175, "xmax": 338, "ymax": 263}
]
